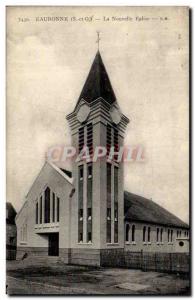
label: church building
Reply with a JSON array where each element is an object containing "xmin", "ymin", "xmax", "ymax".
[{"xmin": 16, "ymin": 51, "xmax": 189, "ymax": 266}]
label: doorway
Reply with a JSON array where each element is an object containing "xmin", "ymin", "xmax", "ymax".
[{"xmin": 48, "ymin": 233, "xmax": 59, "ymax": 256}]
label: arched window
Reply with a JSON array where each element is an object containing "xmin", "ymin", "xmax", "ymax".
[
  {"xmin": 57, "ymin": 197, "xmax": 60, "ymax": 222},
  {"xmin": 168, "ymin": 229, "xmax": 170, "ymax": 242},
  {"xmin": 40, "ymin": 196, "xmax": 42, "ymax": 224},
  {"xmin": 156, "ymin": 228, "xmax": 159, "ymax": 242},
  {"xmin": 143, "ymin": 226, "xmax": 146, "ymax": 242},
  {"xmin": 148, "ymin": 227, "xmax": 151, "ymax": 242},
  {"xmin": 132, "ymin": 225, "xmax": 135, "ymax": 242},
  {"xmin": 35, "ymin": 202, "xmax": 38, "ymax": 224},
  {"xmin": 171, "ymin": 230, "xmax": 173, "ymax": 242},
  {"xmin": 160, "ymin": 228, "xmax": 163, "ymax": 242},
  {"xmin": 126, "ymin": 224, "xmax": 130, "ymax": 242},
  {"xmin": 44, "ymin": 187, "xmax": 50, "ymax": 223}
]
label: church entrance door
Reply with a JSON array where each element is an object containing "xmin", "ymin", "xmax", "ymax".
[{"xmin": 48, "ymin": 233, "xmax": 59, "ymax": 256}]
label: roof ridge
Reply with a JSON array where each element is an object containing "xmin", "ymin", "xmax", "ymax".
[{"xmin": 124, "ymin": 190, "xmax": 189, "ymax": 228}]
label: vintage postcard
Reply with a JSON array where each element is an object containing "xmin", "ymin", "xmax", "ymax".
[{"xmin": 6, "ymin": 6, "xmax": 190, "ymax": 295}]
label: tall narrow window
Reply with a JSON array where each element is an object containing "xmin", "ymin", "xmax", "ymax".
[
  {"xmin": 106, "ymin": 163, "xmax": 111, "ymax": 243},
  {"xmin": 87, "ymin": 123, "xmax": 93, "ymax": 155},
  {"xmin": 87, "ymin": 164, "xmax": 93, "ymax": 242},
  {"xmin": 52, "ymin": 192, "xmax": 55, "ymax": 222},
  {"xmin": 40, "ymin": 196, "xmax": 42, "ymax": 224},
  {"xmin": 160, "ymin": 228, "xmax": 163, "ymax": 242},
  {"xmin": 106, "ymin": 124, "xmax": 112, "ymax": 158},
  {"xmin": 168, "ymin": 229, "xmax": 170, "ymax": 242},
  {"xmin": 148, "ymin": 227, "xmax": 151, "ymax": 242},
  {"xmin": 78, "ymin": 165, "xmax": 84, "ymax": 242},
  {"xmin": 114, "ymin": 127, "xmax": 119, "ymax": 161},
  {"xmin": 78, "ymin": 127, "xmax": 84, "ymax": 154},
  {"xmin": 177, "ymin": 230, "xmax": 179, "ymax": 238},
  {"xmin": 132, "ymin": 225, "xmax": 135, "ymax": 242},
  {"xmin": 171, "ymin": 230, "xmax": 173, "ymax": 242},
  {"xmin": 44, "ymin": 187, "xmax": 50, "ymax": 223},
  {"xmin": 57, "ymin": 197, "xmax": 60, "ymax": 222},
  {"xmin": 126, "ymin": 224, "xmax": 130, "ymax": 242},
  {"xmin": 157, "ymin": 228, "xmax": 159, "ymax": 242},
  {"xmin": 143, "ymin": 226, "xmax": 146, "ymax": 242},
  {"xmin": 35, "ymin": 202, "xmax": 38, "ymax": 224},
  {"xmin": 114, "ymin": 166, "xmax": 118, "ymax": 243}
]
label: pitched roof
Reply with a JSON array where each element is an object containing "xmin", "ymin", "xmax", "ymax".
[
  {"xmin": 77, "ymin": 51, "xmax": 117, "ymax": 105},
  {"xmin": 60, "ymin": 168, "xmax": 72, "ymax": 178},
  {"xmin": 124, "ymin": 191, "xmax": 189, "ymax": 229}
]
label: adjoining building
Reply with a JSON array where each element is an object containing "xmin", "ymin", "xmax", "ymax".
[
  {"xmin": 15, "ymin": 51, "xmax": 189, "ymax": 266},
  {"xmin": 6, "ymin": 202, "xmax": 17, "ymax": 260}
]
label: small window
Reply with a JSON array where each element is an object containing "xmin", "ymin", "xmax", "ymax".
[
  {"xmin": 132, "ymin": 225, "xmax": 135, "ymax": 242},
  {"xmin": 44, "ymin": 187, "xmax": 50, "ymax": 223},
  {"xmin": 143, "ymin": 226, "xmax": 146, "ymax": 242},
  {"xmin": 79, "ymin": 233, "xmax": 83, "ymax": 242},
  {"xmin": 148, "ymin": 227, "xmax": 151, "ymax": 242},
  {"xmin": 35, "ymin": 202, "xmax": 38, "ymax": 224},
  {"xmin": 88, "ymin": 165, "xmax": 92, "ymax": 178},
  {"xmin": 57, "ymin": 197, "xmax": 60, "ymax": 222},
  {"xmin": 126, "ymin": 224, "xmax": 130, "ymax": 242},
  {"xmin": 87, "ymin": 232, "xmax": 92, "ymax": 242},
  {"xmin": 87, "ymin": 208, "xmax": 92, "ymax": 220},
  {"xmin": 79, "ymin": 208, "xmax": 83, "ymax": 218},
  {"xmin": 157, "ymin": 228, "xmax": 159, "ymax": 242},
  {"xmin": 79, "ymin": 167, "xmax": 83, "ymax": 180},
  {"xmin": 171, "ymin": 230, "xmax": 173, "ymax": 242},
  {"xmin": 160, "ymin": 228, "xmax": 163, "ymax": 242},
  {"xmin": 168, "ymin": 229, "xmax": 170, "ymax": 242},
  {"xmin": 106, "ymin": 124, "xmax": 112, "ymax": 157},
  {"xmin": 52, "ymin": 193, "xmax": 55, "ymax": 222},
  {"xmin": 107, "ymin": 208, "xmax": 111, "ymax": 220},
  {"xmin": 177, "ymin": 230, "xmax": 179, "ymax": 238},
  {"xmin": 40, "ymin": 196, "xmax": 42, "ymax": 224},
  {"xmin": 78, "ymin": 127, "xmax": 84, "ymax": 153},
  {"xmin": 114, "ymin": 127, "xmax": 119, "ymax": 161},
  {"xmin": 114, "ymin": 208, "xmax": 118, "ymax": 221}
]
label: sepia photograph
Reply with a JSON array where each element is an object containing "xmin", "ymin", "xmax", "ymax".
[{"xmin": 6, "ymin": 6, "xmax": 190, "ymax": 295}]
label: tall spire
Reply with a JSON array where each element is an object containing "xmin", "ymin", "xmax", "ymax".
[
  {"xmin": 77, "ymin": 51, "xmax": 117, "ymax": 105},
  {"xmin": 96, "ymin": 31, "xmax": 101, "ymax": 51}
]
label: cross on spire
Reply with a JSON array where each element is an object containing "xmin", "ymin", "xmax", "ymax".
[{"xmin": 96, "ymin": 31, "xmax": 101, "ymax": 50}]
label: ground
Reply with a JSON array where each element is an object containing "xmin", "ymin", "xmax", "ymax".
[{"xmin": 6, "ymin": 259, "xmax": 190, "ymax": 295}]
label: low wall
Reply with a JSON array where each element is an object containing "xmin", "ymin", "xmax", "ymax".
[
  {"xmin": 100, "ymin": 250, "xmax": 190, "ymax": 273},
  {"xmin": 69, "ymin": 248, "xmax": 101, "ymax": 266},
  {"xmin": 16, "ymin": 246, "xmax": 48, "ymax": 260}
]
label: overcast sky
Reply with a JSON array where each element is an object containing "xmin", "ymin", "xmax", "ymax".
[{"xmin": 7, "ymin": 6, "xmax": 189, "ymax": 222}]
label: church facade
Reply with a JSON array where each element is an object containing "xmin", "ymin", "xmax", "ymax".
[{"xmin": 16, "ymin": 51, "xmax": 189, "ymax": 266}]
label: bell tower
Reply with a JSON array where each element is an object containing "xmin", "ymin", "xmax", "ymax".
[{"xmin": 66, "ymin": 51, "xmax": 129, "ymax": 265}]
